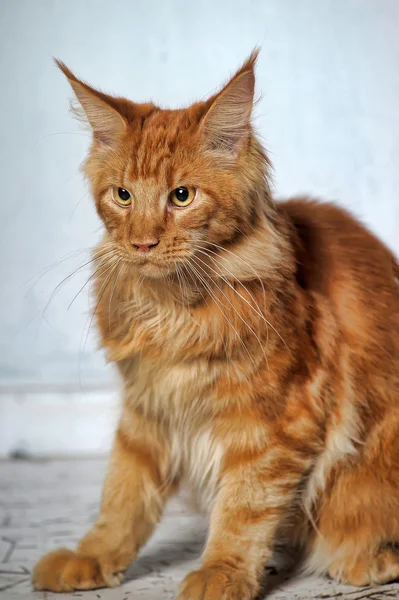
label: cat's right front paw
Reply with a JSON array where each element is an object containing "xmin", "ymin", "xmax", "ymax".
[
  {"xmin": 175, "ymin": 567, "xmax": 256, "ymax": 600},
  {"xmin": 32, "ymin": 548, "xmax": 125, "ymax": 592}
]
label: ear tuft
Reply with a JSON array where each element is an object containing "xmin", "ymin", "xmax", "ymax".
[
  {"xmin": 55, "ymin": 58, "xmax": 127, "ymax": 146},
  {"xmin": 200, "ymin": 49, "xmax": 259, "ymax": 157}
]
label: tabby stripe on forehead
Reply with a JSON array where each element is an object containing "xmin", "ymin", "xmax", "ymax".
[{"xmin": 151, "ymin": 153, "xmax": 171, "ymax": 181}]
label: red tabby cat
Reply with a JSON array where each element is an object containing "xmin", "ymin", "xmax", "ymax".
[{"xmin": 33, "ymin": 51, "xmax": 399, "ymax": 598}]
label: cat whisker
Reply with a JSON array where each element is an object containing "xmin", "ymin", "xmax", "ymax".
[
  {"xmin": 194, "ymin": 238, "xmax": 267, "ymax": 299},
  {"xmin": 174, "ymin": 264, "xmax": 186, "ymax": 309},
  {"xmin": 42, "ymin": 249, "xmax": 117, "ymax": 319},
  {"xmin": 31, "ymin": 130, "xmax": 91, "ymax": 151},
  {"xmin": 192, "ymin": 245, "xmax": 265, "ymax": 315},
  {"xmin": 78, "ymin": 261, "xmax": 121, "ymax": 385},
  {"xmin": 67, "ymin": 256, "xmax": 118, "ymax": 311},
  {"xmin": 186, "ymin": 259, "xmax": 255, "ymax": 367},
  {"xmin": 190, "ymin": 255, "xmax": 267, "ymax": 367},
  {"xmin": 108, "ymin": 262, "xmax": 126, "ymax": 332},
  {"xmin": 192, "ymin": 242, "xmax": 288, "ymax": 350},
  {"xmin": 69, "ymin": 191, "xmax": 90, "ymax": 221},
  {"xmin": 191, "ymin": 246, "xmax": 274, "ymax": 355},
  {"xmin": 192, "ymin": 244, "xmax": 271, "ymax": 353},
  {"xmin": 193, "ymin": 273, "xmax": 229, "ymax": 357},
  {"xmin": 20, "ymin": 248, "xmax": 92, "ymax": 301}
]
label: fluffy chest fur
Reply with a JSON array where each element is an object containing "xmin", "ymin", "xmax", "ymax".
[
  {"xmin": 120, "ymin": 356, "xmax": 228, "ymax": 510},
  {"xmin": 106, "ymin": 281, "xmax": 278, "ymax": 511}
]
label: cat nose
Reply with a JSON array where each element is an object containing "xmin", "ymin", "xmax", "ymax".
[{"xmin": 131, "ymin": 238, "xmax": 159, "ymax": 253}]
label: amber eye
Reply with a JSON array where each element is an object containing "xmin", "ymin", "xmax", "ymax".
[
  {"xmin": 170, "ymin": 186, "xmax": 196, "ymax": 207},
  {"xmin": 112, "ymin": 187, "xmax": 132, "ymax": 207}
]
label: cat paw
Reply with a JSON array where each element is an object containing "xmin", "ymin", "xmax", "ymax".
[
  {"xmin": 32, "ymin": 548, "xmax": 125, "ymax": 592},
  {"xmin": 175, "ymin": 567, "xmax": 256, "ymax": 600}
]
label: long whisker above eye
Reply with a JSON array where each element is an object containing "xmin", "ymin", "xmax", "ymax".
[{"xmin": 31, "ymin": 130, "xmax": 91, "ymax": 151}]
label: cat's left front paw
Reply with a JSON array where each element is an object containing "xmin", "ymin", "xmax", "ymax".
[{"xmin": 175, "ymin": 567, "xmax": 256, "ymax": 600}]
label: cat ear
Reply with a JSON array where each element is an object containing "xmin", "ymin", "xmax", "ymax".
[
  {"xmin": 200, "ymin": 50, "xmax": 258, "ymax": 158},
  {"xmin": 55, "ymin": 59, "xmax": 127, "ymax": 145}
]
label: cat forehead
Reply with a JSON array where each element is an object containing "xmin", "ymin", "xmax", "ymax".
[
  {"xmin": 124, "ymin": 152, "xmax": 188, "ymax": 188},
  {"xmin": 125, "ymin": 106, "xmax": 206, "ymax": 180}
]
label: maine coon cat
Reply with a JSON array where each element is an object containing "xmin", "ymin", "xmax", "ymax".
[{"xmin": 33, "ymin": 51, "xmax": 399, "ymax": 598}]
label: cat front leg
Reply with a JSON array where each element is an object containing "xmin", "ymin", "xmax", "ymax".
[
  {"xmin": 176, "ymin": 444, "xmax": 313, "ymax": 600},
  {"xmin": 32, "ymin": 413, "xmax": 175, "ymax": 592}
]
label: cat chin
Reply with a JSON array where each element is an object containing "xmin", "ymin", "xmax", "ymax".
[{"xmin": 135, "ymin": 260, "xmax": 174, "ymax": 280}]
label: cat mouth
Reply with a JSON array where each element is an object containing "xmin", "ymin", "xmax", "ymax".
[{"xmin": 120, "ymin": 248, "xmax": 186, "ymax": 277}]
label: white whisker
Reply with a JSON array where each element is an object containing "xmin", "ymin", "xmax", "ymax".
[
  {"xmin": 192, "ymin": 241, "xmax": 288, "ymax": 350},
  {"xmin": 186, "ymin": 259, "xmax": 255, "ymax": 366},
  {"xmin": 78, "ymin": 261, "xmax": 120, "ymax": 386},
  {"xmin": 43, "ymin": 249, "xmax": 116, "ymax": 318},
  {"xmin": 195, "ymin": 238, "xmax": 267, "ymax": 298},
  {"xmin": 190, "ymin": 255, "xmax": 267, "ymax": 366},
  {"xmin": 108, "ymin": 262, "xmax": 125, "ymax": 332}
]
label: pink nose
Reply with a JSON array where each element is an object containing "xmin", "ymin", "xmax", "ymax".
[{"xmin": 131, "ymin": 238, "xmax": 159, "ymax": 253}]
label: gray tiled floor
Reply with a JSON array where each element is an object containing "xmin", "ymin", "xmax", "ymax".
[{"xmin": 1, "ymin": 459, "xmax": 398, "ymax": 599}]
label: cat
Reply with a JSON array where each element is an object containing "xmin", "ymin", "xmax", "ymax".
[{"xmin": 32, "ymin": 50, "xmax": 399, "ymax": 599}]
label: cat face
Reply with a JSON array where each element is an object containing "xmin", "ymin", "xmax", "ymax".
[{"xmin": 58, "ymin": 52, "xmax": 269, "ymax": 279}]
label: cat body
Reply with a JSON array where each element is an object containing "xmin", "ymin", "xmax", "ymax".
[{"xmin": 33, "ymin": 53, "xmax": 399, "ymax": 598}]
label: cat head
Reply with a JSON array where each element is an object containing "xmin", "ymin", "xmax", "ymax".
[{"xmin": 57, "ymin": 51, "xmax": 275, "ymax": 281}]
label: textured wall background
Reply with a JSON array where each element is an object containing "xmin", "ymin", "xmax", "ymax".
[{"xmin": 1, "ymin": 0, "xmax": 398, "ymax": 394}]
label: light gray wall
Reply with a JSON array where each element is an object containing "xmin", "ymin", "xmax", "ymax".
[{"xmin": 1, "ymin": 0, "xmax": 398, "ymax": 390}]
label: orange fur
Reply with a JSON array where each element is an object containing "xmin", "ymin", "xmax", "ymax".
[{"xmin": 32, "ymin": 52, "xmax": 399, "ymax": 598}]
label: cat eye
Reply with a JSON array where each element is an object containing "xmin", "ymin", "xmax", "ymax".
[
  {"xmin": 169, "ymin": 186, "xmax": 196, "ymax": 208},
  {"xmin": 112, "ymin": 187, "xmax": 132, "ymax": 207}
]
